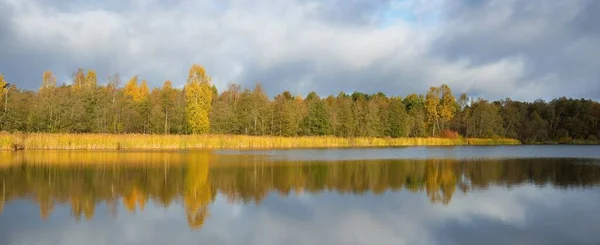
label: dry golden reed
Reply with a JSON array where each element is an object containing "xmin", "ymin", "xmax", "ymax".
[{"xmin": 0, "ymin": 133, "xmax": 520, "ymax": 151}]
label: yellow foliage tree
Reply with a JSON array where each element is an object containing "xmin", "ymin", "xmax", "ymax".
[
  {"xmin": 161, "ymin": 80, "xmax": 176, "ymax": 134},
  {"xmin": 0, "ymin": 73, "xmax": 6, "ymax": 92},
  {"xmin": 85, "ymin": 70, "xmax": 97, "ymax": 89},
  {"xmin": 139, "ymin": 80, "xmax": 150, "ymax": 101},
  {"xmin": 163, "ymin": 80, "xmax": 173, "ymax": 90},
  {"xmin": 425, "ymin": 86, "xmax": 441, "ymax": 136},
  {"xmin": 439, "ymin": 84, "xmax": 457, "ymax": 130},
  {"xmin": 72, "ymin": 69, "xmax": 86, "ymax": 90},
  {"xmin": 184, "ymin": 64, "xmax": 213, "ymax": 134},
  {"xmin": 124, "ymin": 76, "xmax": 140, "ymax": 101},
  {"xmin": 0, "ymin": 73, "xmax": 8, "ymax": 112},
  {"xmin": 425, "ymin": 84, "xmax": 457, "ymax": 136},
  {"xmin": 41, "ymin": 71, "xmax": 57, "ymax": 91}
]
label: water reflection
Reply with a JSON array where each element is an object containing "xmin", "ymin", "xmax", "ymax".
[{"xmin": 1, "ymin": 150, "xmax": 600, "ymax": 231}]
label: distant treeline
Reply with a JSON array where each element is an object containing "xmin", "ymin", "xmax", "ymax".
[{"xmin": 0, "ymin": 65, "xmax": 599, "ymax": 143}]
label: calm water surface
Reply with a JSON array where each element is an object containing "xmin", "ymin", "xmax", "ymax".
[{"xmin": 1, "ymin": 146, "xmax": 600, "ymax": 245}]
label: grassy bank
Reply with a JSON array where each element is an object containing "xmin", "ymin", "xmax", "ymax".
[{"xmin": 0, "ymin": 133, "xmax": 521, "ymax": 150}]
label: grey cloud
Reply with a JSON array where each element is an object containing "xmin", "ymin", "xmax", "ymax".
[
  {"xmin": 434, "ymin": 0, "xmax": 600, "ymax": 99},
  {"xmin": 571, "ymin": 0, "xmax": 600, "ymax": 34},
  {"xmin": 308, "ymin": 0, "xmax": 393, "ymax": 26},
  {"xmin": 25, "ymin": 0, "xmax": 185, "ymax": 13},
  {"xmin": 0, "ymin": 0, "xmax": 598, "ymax": 101}
]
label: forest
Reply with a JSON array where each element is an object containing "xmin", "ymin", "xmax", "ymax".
[{"xmin": 1, "ymin": 64, "xmax": 599, "ymax": 144}]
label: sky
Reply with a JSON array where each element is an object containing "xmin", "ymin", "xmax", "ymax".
[{"xmin": 0, "ymin": 0, "xmax": 599, "ymax": 101}]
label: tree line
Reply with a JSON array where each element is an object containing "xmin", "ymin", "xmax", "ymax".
[{"xmin": 1, "ymin": 65, "xmax": 599, "ymax": 143}]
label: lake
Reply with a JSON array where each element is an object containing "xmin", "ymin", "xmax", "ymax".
[{"xmin": 1, "ymin": 146, "xmax": 600, "ymax": 245}]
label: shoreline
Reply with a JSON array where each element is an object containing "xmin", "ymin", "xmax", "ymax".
[{"xmin": 0, "ymin": 133, "xmax": 521, "ymax": 150}]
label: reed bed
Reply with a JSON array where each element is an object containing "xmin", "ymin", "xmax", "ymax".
[{"xmin": 0, "ymin": 133, "xmax": 520, "ymax": 151}]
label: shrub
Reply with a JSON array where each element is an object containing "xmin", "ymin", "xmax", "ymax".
[
  {"xmin": 558, "ymin": 137, "xmax": 573, "ymax": 144},
  {"xmin": 440, "ymin": 130, "xmax": 460, "ymax": 139}
]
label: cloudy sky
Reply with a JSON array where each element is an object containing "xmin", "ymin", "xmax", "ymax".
[{"xmin": 0, "ymin": 0, "xmax": 599, "ymax": 101}]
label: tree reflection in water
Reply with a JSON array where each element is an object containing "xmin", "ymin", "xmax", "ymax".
[{"xmin": 1, "ymin": 151, "xmax": 599, "ymax": 230}]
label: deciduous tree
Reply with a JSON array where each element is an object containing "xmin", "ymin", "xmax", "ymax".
[{"xmin": 184, "ymin": 64, "xmax": 213, "ymax": 134}]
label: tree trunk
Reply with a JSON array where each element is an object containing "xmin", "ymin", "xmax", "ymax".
[
  {"xmin": 164, "ymin": 109, "xmax": 168, "ymax": 134},
  {"xmin": 3, "ymin": 91, "xmax": 7, "ymax": 113},
  {"xmin": 504, "ymin": 121, "xmax": 512, "ymax": 137}
]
